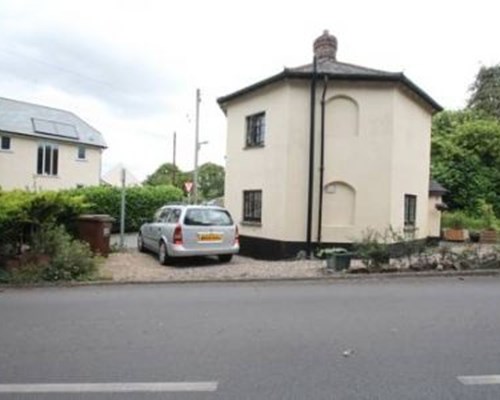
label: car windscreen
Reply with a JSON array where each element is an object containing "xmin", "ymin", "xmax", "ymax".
[{"xmin": 183, "ymin": 209, "xmax": 233, "ymax": 226}]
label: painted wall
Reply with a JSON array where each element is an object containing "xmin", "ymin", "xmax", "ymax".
[
  {"xmin": 284, "ymin": 81, "xmax": 396, "ymax": 243},
  {"xmin": 0, "ymin": 133, "xmax": 102, "ymax": 190},
  {"xmin": 428, "ymin": 195, "xmax": 443, "ymax": 237},
  {"xmin": 224, "ymin": 82, "xmax": 291, "ymax": 241},
  {"xmin": 390, "ymin": 88, "xmax": 433, "ymax": 239},
  {"xmin": 222, "ymin": 79, "xmax": 435, "ymax": 249}
]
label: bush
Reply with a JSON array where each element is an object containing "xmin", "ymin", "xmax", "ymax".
[
  {"xmin": 353, "ymin": 229, "xmax": 390, "ymax": 271},
  {"xmin": 8, "ymin": 225, "xmax": 98, "ymax": 283},
  {"xmin": 0, "ymin": 189, "xmax": 88, "ymax": 261},
  {"xmin": 33, "ymin": 224, "xmax": 97, "ymax": 281},
  {"xmin": 66, "ymin": 185, "xmax": 183, "ymax": 232},
  {"xmin": 442, "ymin": 210, "xmax": 499, "ymax": 231}
]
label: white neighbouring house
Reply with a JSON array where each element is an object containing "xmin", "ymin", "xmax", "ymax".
[
  {"xmin": 218, "ymin": 31, "xmax": 445, "ymax": 259},
  {"xmin": 101, "ymin": 164, "xmax": 141, "ymax": 187},
  {"xmin": 0, "ymin": 97, "xmax": 106, "ymax": 191}
]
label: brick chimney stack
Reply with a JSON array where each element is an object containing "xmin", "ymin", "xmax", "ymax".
[{"xmin": 313, "ymin": 30, "xmax": 337, "ymax": 61}]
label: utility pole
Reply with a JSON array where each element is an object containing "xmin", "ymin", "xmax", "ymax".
[
  {"xmin": 172, "ymin": 131, "xmax": 177, "ymax": 186},
  {"xmin": 193, "ymin": 88, "xmax": 201, "ymax": 204}
]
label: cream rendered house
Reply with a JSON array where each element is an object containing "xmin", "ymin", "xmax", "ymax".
[
  {"xmin": 0, "ymin": 97, "xmax": 106, "ymax": 191},
  {"xmin": 218, "ymin": 31, "xmax": 444, "ymax": 259}
]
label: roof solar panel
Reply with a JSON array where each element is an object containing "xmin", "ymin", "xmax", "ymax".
[{"xmin": 32, "ymin": 118, "xmax": 78, "ymax": 139}]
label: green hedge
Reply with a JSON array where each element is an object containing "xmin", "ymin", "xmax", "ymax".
[
  {"xmin": 66, "ymin": 185, "xmax": 183, "ymax": 232},
  {"xmin": 442, "ymin": 210, "xmax": 499, "ymax": 231},
  {"xmin": 0, "ymin": 190, "xmax": 88, "ymax": 259}
]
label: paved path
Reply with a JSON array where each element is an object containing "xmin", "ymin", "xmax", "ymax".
[{"xmin": 1, "ymin": 277, "xmax": 500, "ymax": 399}]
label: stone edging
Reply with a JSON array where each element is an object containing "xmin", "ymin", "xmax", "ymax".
[{"xmin": 0, "ymin": 269, "xmax": 499, "ymax": 289}]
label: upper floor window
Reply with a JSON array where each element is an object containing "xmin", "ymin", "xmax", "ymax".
[
  {"xmin": 404, "ymin": 194, "xmax": 417, "ymax": 227},
  {"xmin": 1, "ymin": 136, "xmax": 11, "ymax": 150},
  {"xmin": 77, "ymin": 145, "xmax": 86, "ymax": 160},
  {"xmin": 245, "ymin": 112, "xmax": 265, "ymax": 147},
  {"xmin": 243, "ymin": 190, "xmax": 262, "ymax": 223},
  {"xmin": 37, "ymin": 143, "xmax": 59, "ymax": 176}
]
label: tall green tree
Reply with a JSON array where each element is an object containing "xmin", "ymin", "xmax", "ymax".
[
  {"xmin": 431, "ymin": 110, "xmax": 500, "ymax": 216},
  {"xmin": 143, "ymin": 163, "xmax": 189, "ymax": 189},
  {"xmin": 467, "ymin": 64, "xmax": 500, "ymax": 119},
  {"xmin": 197, "ymin": 162, "xmax": 225, "ymax": 200}
]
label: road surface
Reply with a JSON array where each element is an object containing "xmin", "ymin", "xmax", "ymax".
[{"xmin": 1, "ymin": 277, "xmax": 500, "ymax": 399}]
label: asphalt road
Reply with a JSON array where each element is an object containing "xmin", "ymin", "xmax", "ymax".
[{"xmin": 1, "ymin": 277, "xmax": 500, "ymax": 399}]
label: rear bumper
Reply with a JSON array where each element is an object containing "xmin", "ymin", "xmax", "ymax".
[{"xmin": 166, "ymin": 243, "xmax": 240, "ymax": 258}]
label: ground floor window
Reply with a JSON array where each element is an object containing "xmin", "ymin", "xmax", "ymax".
[
  {"xmin": 37, "ymin": 143, "xmax": 59, "ymax": 176},
  {"xmin": 243, "ymin": 190, "xmax": 262, "ymax": 223},
  {"xmin": 404, "ymin": 194, "xmax": 417, "ymax": 227}
]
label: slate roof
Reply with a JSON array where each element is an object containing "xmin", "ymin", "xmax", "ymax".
[
  {"xmin": 0, "ymin": 97, "xmax": 107, "ymax": 148},
  {"xmin": 218, "ymin": 60, "xmax": 442, "ymax": 113},
  {"xmin": 429, "ymin": 179, "xmax": 447, "ymax": 195}
]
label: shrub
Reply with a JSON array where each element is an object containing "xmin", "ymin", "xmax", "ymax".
[
  {"xmin": 66, "ymin": 185, "xmax": 183, "ymax": 232},
  {"xmin": 32, "ymin": 225, "xmax": 98, "ymax": 281},
  {"xmin": 442, "ymin": 210, "xmax": 499, "ymax": 231},
  {"xmin": 353, "ymin": 229, "xmax": 390, "ymax": 271},
  {"xmin": 0, "ymin": 190, "xmax": 88, "ymax": 261},
  {"xmin": 5, "ymin": 225, "xmax": 98, "ymax": 284},
  {"xmin": 444, "ymin": 211, "xmax": 468, "ymax": 229}
]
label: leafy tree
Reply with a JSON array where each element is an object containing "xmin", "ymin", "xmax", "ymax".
[
  {"xmin": 143, "ymin": 163, "xmax": 189, "ymax": 189},
  {"xmin": 197, "ymin": 162, "xmax": 225, "ymax": 200},
  {"xmin": 431, "ymin": 110, "xmax": 500, "ymax": 216},
  {"xmin": 467, "ymin": 64, "xmax": 500, "ymax": 119}
]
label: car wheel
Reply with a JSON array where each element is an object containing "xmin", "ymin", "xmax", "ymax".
[
  {"xmin": 218, "ymin": 254, "xmax": 233, "ymax": 263},
  {"xmin": 159, "ymin": 241, "xmax": 169, "ymax": 265},
  {"xmin": 137, "ymin": 233, "xmax": 145, "ymax": 252}
]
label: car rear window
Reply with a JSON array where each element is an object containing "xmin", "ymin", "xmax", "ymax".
[{"xmin": 184, "ymin": 209, "xmax": 233, "ymax": 226}]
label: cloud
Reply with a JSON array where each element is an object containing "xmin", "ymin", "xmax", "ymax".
[{"xmin": 0, "ymin": 26, "xmax": 182, "ymax": 117}]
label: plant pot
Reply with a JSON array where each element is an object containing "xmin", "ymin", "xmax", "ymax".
[
  {"xmin": 480, "ymin": 229, "xmax": 498, "ymax": 244},
  {"xmin": 443, "ymin": 228, "xmax": 469, "ymax": 242}
]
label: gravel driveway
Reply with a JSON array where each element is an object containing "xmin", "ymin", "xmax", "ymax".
[{"xmin": 101, "ymin": 249, "xmax": 328, "ymax": 282}]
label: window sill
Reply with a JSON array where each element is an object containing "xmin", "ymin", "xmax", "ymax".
[
  {"xmin": 34, "ymin": 174, "xmax": 60, "ymax": 179},
  {"xmin": 76, "ymin": 158, "xmax": 88, "ymax": 162},
  {"xmin": 0, "ymin": 149, "xmax": 13, "ymax": 153},
  {"xmin": 243, "ymin": 144, "xmax": 265, "ymax": 150},
  {"xmin": 240, "ymin": 221, "xmax": 262, "ymax": 227}
]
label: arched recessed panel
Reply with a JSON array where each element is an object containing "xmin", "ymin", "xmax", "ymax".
[
  {"xmin": 323, "ymin": 181, "xmax": 356, "ymax": 226},
  {"xmin": 326, "ymin": 95, "xmax": 359, "ymax": 137}
]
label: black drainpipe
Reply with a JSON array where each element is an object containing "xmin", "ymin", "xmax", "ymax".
[
  {"xmin": 306, "ymin": 56, "xmax": 317, "ymax": 258},
  {"xmin": 317, "ymin": 76, "xmax": 328, "ymax": 245}
]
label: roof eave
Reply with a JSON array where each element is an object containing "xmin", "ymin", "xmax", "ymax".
[
  {"xmin": 0, "ymin": 129, "xmax": 107, "ymax": 149},
  {"xmin": 217, "ymin": 70, "xmax": 443, "ymax": 113}
]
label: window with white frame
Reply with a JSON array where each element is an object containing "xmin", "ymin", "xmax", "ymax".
[
  {"xmin": 245, "ymin": 112, "xmax": 265, "ymax": 147},
  {"xmin": 37, "ymin": 143, "xmax": 59, "ymax": 176},
  {"xmin": 1, "ymin": 136, "xmax": 11, "ymax": 150}
]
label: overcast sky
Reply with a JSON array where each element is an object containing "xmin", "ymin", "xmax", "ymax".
[{"xmin": 1, "ymin": 0, "xmax": 498, "ymax": 181}]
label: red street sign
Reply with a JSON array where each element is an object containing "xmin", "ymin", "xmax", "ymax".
[{"xmin": 184, "ymin": 181, "xmax": 193, "ymax": 193}]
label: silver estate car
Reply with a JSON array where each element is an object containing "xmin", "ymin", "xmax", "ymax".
[{"xmin": 137, "ymin": 205, "xmax": 239, "ymax": 265}]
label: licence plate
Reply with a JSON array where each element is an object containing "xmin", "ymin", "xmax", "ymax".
[{"xmin": 197, "ymin": 232, "xmax": 223, "ymax": 242}]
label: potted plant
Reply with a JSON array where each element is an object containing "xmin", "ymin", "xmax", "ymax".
[
  {"xmin": 443, "ymin": 212, "xmax": 469, "ymax": 242},
  {"xmin": 479, "ymin": 202, "xmax": 498, "ymax": 244}
]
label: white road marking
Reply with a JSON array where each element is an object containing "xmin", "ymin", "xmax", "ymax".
[
  {"xmin": 0, "ymin": 381, "xmax": 218, "ymax": 393},
  {"xmin": 458, "ymin": 375, "xmax": 500, "ymax": 385}
]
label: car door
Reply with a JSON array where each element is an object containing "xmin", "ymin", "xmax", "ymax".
[
  {"xmin": 150, "ymin": 208, "xmax": 171, "ymax": 252},
  {"xmin": 142, "ymin": 208, "xmax": 162, "ymax": 249}
]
